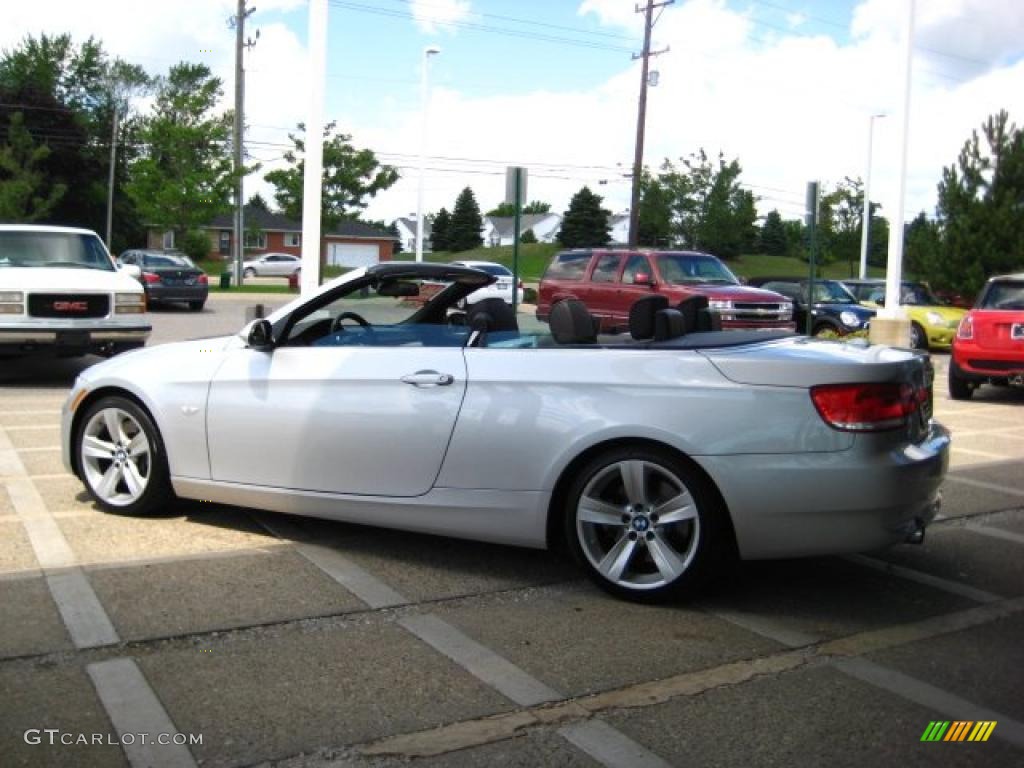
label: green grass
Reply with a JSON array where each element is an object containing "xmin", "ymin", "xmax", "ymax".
[
  {"xmin": 208, "ymin": 283, "xmax": 294, "ymax": 294},
  {"xmin": 725, "ymin": 253, "xmax": 887, "ymax": 280}
]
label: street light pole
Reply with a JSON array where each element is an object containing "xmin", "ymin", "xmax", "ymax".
[
  {"xmin": 858, "ymin": 113, "xmax": 885, "ymax": 279},
  {"xmin": 415, "ymin": 46, "xmax": 441, "ymax": 263}
]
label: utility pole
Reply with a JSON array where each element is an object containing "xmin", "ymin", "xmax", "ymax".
[
  {"xmin": 231, "ymin": 0, "xmax": 257, "ymax": 286},
  {"xmin": 105, "ymin": 105, "xmax": 118, "ymax": 249},
  {"xmin": 628, "ymin": 0, "xmax": 673, "ymax": 249}
]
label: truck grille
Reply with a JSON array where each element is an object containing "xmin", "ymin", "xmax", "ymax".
[
  {"xmin": 715, "ymin": 303, "xmax": 792, "ymax": 323},
  {"xmin": 28, "ymin": 293, "xmax": 110, "ymax": 319}
]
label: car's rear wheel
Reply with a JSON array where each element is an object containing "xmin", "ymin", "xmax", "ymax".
[
  {"xmin": 564, "ymin": 445, "xmax": 724, "ymax": 602},
  {"xmin": 910, "ymin": 322, "xmax": 928, "ymax": 350},
  {"xmin": 948, "ymin": 361, "xmax": 974, "ymax": 400},
  {"xmin": 76, "ymin": 396, "xmax": 173, "ymax": 516}
]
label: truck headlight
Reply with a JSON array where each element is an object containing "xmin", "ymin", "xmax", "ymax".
[
  {"xmin": 115, "ymin": 293, "xmax": 146, "ymax": 314},
  {"xmin": 708, "ymin": 300, "xmax": 733, "ymax": 311},
  {"xmin": 0, "ymin": 291, "xmax": 23, "ymax": 314}
]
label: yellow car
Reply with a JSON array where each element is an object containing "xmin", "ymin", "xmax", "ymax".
[{"xmin": 841, "ymin": 279, "xmax": 967, "ymax": 350}]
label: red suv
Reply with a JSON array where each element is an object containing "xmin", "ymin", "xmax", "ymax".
[
  {"xmin": 537, "ymin": 249, "xmax": 795, "ymax": 332},
  {"xmin": 949, "ymin": 273, "xmax": 1024, "ymax": 399}
]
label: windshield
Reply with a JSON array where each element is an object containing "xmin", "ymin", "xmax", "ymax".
[
  {"xmin": 900, "ymin": 282, "xmax": 940, "ymax": 305},
  {"xmin": 657, "ymin": 254, "xmax": 738, "ymax": 285},
  {"xmin": 142, "ymin": 253, "xmax": 195, "ymax": 268},
  {"xmin": 809, "ymin": 281, "xmax": 857, "ymax": 304},
  {"xmin": 0, "ymin": 231, "xmax": 115, "ymax": 271}
]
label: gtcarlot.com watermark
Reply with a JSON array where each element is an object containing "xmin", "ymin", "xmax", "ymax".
[{"xmin": 24, "ymin": 729, "xmax": 202, "ymax": 746}]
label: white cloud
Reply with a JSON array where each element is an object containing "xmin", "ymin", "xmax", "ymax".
[{"xmin": 410, "ymin": 0, "xmax": 472, "ymax": 35}]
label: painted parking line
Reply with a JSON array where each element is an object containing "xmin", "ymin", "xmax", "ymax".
[
  {"xmin": 703, "ymin": 607, "xmax": 818, "ymax": 648},
  {"xmin": 964, "ymin": 524, "xmax": 1024, "ymax": 546},
  {"xmin": 1, "ymin": 427, "xmax": 118, "ymax": 648},
  {"xmin": 951, "ymin": 446, "xmax": 1012, "ymax": 460},
  {"xmin": 87, "ymin": 658, "xmax": 198, "ymax": 768},
  {"xmin": 844, "ymin": 554, "xmax": 1002, "ymax": 604},
  {"xmin": 944, "ymin": 474, "xmax": 1024, "ymax": 499},
  {"xmin": 834, "ymin": 657, "xmax": 1024, "ymax": 749},
  {"xmin": 254, "ymin": 512, "xmax": 671, "ymax": 768}
]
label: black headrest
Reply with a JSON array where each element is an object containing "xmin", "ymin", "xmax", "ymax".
[
  {"xmin": 629, "ymin": 295, "xmax": 670, "ymax": 339},
  {"xmin": 676, "ymin": 295, "xmax": 721, "ymax": 332},
  {"xmin": 654, "ymin": 308, "xmax": 685, "ymax": 341},
  {"xmin": 467, "ymin": 298, "xmax": 518, "ymax": 333},
  {"xmin": 550, "ymin": 299, "xmax": 598, "ymax": 344}
]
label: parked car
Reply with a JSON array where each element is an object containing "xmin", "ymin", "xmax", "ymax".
[
  {"xmin": 841, "ymin": 278, "xmax": 966, "ymax": 350},
  {"xmin": 62, "ymin": 262, "xmax": 947, "ymax": 602},
  {"xmin": 0, "ymin": 225, "xmax": 150, "ymax": 358},
  {"xmin": 449, "ymin": 260, "xmax": 525, "ymax": 306},
  {"xmin": 243, "ymin": 252, "xmax": 301, "ymax": 277},
  {"xmin": 747, "ymin": 277, "xmax": 874, "ymax": 336},
  {"xmin": 537, "ymin": 250, "xmax": 795, "ymax": 333},
  {"xmin": 118, "ymin": 250, "xmax": 208, "ymax": 311},
  {"xmin": 949, "ymin": 273, "xmax": 1024, "ymax": 399}
]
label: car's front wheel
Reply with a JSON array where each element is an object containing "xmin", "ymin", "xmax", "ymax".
[
  {"xmin": 910, "ymin": 322, "xmax": 928, "ymax": 350},
  {"xmin": 243, "ymin": 267, "xmax": 256, "ymax": 278},
  {"xmin": 76, "ymin": 396, "xmax": 173, "ymax": 516},
  {"xmin": 564, "ymin": 445, "xmax": 725, "ymax": 601}
]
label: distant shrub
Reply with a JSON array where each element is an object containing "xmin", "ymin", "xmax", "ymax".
[{"xmin": 181, "ymin": 230, "xmax": 211, "ymax": 261}]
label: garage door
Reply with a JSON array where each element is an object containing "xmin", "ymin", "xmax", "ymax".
[{"xmin": 328, "ymin": 242, "xmax": 379, "ymax": 268}]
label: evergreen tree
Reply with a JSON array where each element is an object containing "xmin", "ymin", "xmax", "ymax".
[
  {"xmin": 448, "ymin": 188, "xmax": 484, "ymax": 252},
  {"xmin": 934, "ymin": 110, "xmax": 1024, "ymax": 296},
  {"xmin": 558, "ymin": 186, "xmax": 611, "ymax": 248},
  {"xmin": 759, "ymin": 209, "xmax": 787, "ymax": 255},
  {"xmin": 430, "ymin": 207, "xmax": 451, "ymax": 252},
  {"xmin": 637, "ymin": 170, "xmax": 673, "ymax": 247},
  {"xmin": 247, "ymin": 192, "xmax": 270, "ymax": 212},
  {"xmin": 0, "ymin": 112, "xmax": 66, "ymax": 220}
]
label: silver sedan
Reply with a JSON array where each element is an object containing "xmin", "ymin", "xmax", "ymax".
[
  {"xmin": 242, "ymin": 252, "xmax": 301, "ymax": 277},
  {"xmin": 61, "ymin": 263, "xmax": 949, "ymax": 601}
]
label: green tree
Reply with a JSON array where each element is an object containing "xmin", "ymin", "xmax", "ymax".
[
  {"xmin": 448, "ymin": 188, "xmax": 484, "ymax": 252},
  {"xmin": 819, "ymin": 177, "xmax": 867, "ymax": 272},
  {"xmin": 247, "ymin": 192, "xmax": 270, "ymax": 212},
  {"xmin": 904, "ymin": 212, "xmax": 940, "ymax": 279},
  {"xmin": 636, "ymin": 170, "xmax": 673, "ymax": 247},
  {"xmin": 430, "ymin": 207, "xmax": 451, "ymax": 252},
  {"xmin": 125, "ymin": 63, "xmax": 236, "ymax": 242},
  {"xmin": 782, "ymin": 219, "xmax": 804, "ymax": 259},
  {"xmin": 519, "ymin": 228, "xmax": 538, "ymax": 244},
  {"xmin": 759, "ymin": 209, "xmax": 787, "ymax": 255},
  {"xmin": 0, "ymin": 111, "xmax": 66, "ymax": 220},
  {"xmin": 0, "ymin": 34, "xmax": 149, "ymax": 246},
  {"xmin": 934, "ymin": 110, "xmax": 1024, "ymax": 296},
  {"xmin": 265, "ymin": 121, "xmax": 398, "ymax": 230},
  {"xmin": 486, "ymin": 200, "xmax": 551, "ymax": 216},
  {"xmin": 558, "ymin": 186, "xmax": 611, "ymax": 248}
]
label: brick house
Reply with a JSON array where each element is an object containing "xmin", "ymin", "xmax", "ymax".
[{"xmin": 147, "ymin": 207, "xmax": 397, "ymax": 267}]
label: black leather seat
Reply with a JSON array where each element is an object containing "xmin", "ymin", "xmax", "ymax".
[
  {"xmin": 629, "ymin": 295, "xmax": 669, "ymax": 340},
  {"xmin": 466, "ymin": 298, "xmax": 518, "ymax": 345},
  {"xmin": 549, "ymin": 299, "xmax": 598, "ymax": 344}
]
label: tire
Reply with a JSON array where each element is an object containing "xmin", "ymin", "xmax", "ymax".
[
  {"xmin": 812, "ymin": 322, "xmax": 838, "ymax": 338},
  {"xmin": 563, "ymin": 444, "xmax": 727, "ymax": 602},
  {"xmin": 188, "ymin": 300, "xmax": 205, "ymax": 312},
  {"xmin": 243, "ymin": 267, "xmax": 256, "ymax": 278},
  {"xmin": 910, "ymin": 322, "xmax": 929, "ymax": 350},
  {"xmin": 75, "ymin": 396, "xmax": 174, "ymax": 516},
  {"xmin": 948, "ymin": 361, "xmax": 974, "ymax": 400}
]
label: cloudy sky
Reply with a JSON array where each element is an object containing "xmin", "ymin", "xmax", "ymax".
[{"xmin": 4, "ymin": 0, "xmax": 1023, "ymax": 226}]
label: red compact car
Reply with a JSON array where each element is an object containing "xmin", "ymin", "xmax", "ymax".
[{"xmin": 949, "ymin": 273, "xmax": 1024, "ymax": 399}]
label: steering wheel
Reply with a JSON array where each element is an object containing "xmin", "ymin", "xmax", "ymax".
[{"xmin": 331, "ymin": 311, "xmax": 373, "ymax": 333}]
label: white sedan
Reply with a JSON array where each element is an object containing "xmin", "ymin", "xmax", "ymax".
[
  {"xmin": 450, "ymin": 260, "xmax": 525, "ymax": 306},
  {"xmin": 242, "ymin": 252, "xmax": 301, "ymax": 277},
  {"xmin": 61, "ymin": 263, "xmax": 949, "ymax": 602}
]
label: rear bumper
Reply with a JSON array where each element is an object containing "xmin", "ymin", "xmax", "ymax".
[
  {"xmin": 697, "ymin": 421, "xmax": 950, "ymax": 560},
  {"xmin": 953, "ymin": 343, "xmax": 1024, "ymax": 377},
  {"xmin": 146, "ymin": 284, "xmax": 208, "ymax": 304}
]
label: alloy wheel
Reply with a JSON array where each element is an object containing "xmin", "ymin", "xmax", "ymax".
[
  {"xmin": 576, "ymin": 459, "xmax": 701, "ymax": 591},
  {"xmin": 80, "ymin": 407, "xmax": 152, "ymax": 507}
]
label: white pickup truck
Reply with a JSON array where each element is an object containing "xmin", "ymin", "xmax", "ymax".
[{"xmin": 0, "ymin": 225, "xmax": 151, "ymax": 358}]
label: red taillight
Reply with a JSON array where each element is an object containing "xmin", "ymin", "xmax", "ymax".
[
  {"xmin": 142, "ymin": 272, "xmax": 161, "ymax": 284},
  {"xmin": 810, "ymin": 382, "xmax": 920, "ymax": 432},
  {"xmin": 957, "ymin": 315, "xmax": 973, "ymax": 340},
  {"xmin": 197, "ymin": 274, "xmax": 208, "ymax": 285}
]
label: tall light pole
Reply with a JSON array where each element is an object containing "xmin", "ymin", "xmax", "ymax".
[
  {"xmin": 415, "ymin": 45, "xmax": 441, "ymax": 262},
  {"xmin": 858, "ymin": 113, "xmax": 885, "ymax": 279}
]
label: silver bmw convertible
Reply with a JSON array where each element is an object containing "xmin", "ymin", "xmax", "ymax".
[{"xmin": 62, "ymin": 263, "xmax": 950, "ymax": 601}]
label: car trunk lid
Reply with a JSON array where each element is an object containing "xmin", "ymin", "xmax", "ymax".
[{"xmin": 969, "ymin": 310, "xmax": 1024, "ymax": 351}]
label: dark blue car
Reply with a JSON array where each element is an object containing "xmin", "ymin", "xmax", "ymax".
[{"xmin": 747, "ymin": 277, "xmax": 874, "ymax": 336}]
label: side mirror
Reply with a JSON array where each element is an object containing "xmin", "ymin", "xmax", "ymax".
[
  {"xmin": 244, "ymin": 319, "xmax": 274, "ymax": 351},
  {"xmin": 634, "ymin": 272, "xmax": 654, "ymax": 287}
]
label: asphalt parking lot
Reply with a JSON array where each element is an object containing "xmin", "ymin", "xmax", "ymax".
[{"xmin": 2, "ymin": 296, "xmax": 1022, "ymax": 768}]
